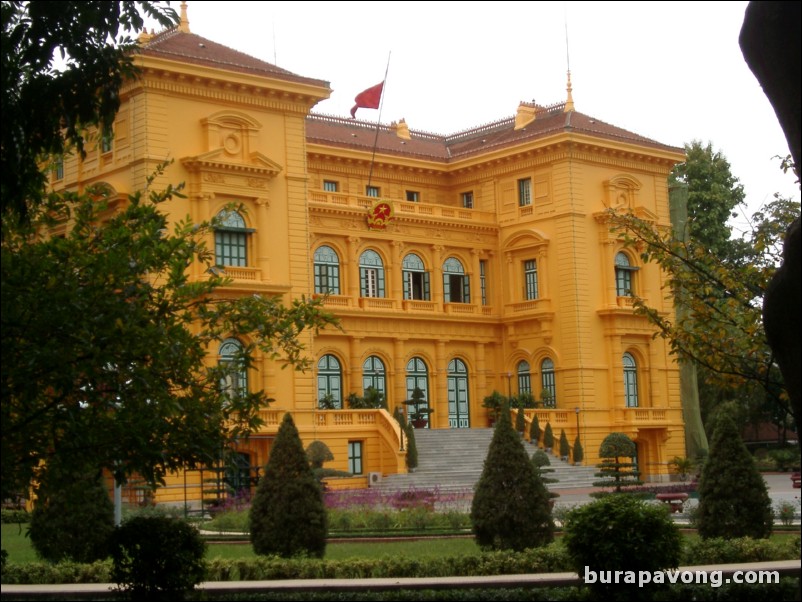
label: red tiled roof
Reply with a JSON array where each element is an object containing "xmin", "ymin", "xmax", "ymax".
[
  {"xmin": 139, "ymin": 28, "xmax": 329, "ymax": 89},
  {"xmin": 306, "ymin": 105, "xmax": 681, "ymax": 162}
]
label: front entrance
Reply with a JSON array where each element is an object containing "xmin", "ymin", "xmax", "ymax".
[{"xmin": 447, "ymin": 358, "xmax": 470, "ymax": 428}]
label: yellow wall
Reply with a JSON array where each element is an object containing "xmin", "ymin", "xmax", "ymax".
[{"xmin": 50, "ymin": 27, "xmax": 686, "ymax": 507}]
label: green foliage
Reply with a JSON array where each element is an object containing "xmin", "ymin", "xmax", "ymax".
[
  {"xmin": 404, "ymin": 423, "xmax": 418, "ymax": 471},
  {"xmin": 696, "ymin": 408, "xmax": 773, "ymax": 539},
  {"xmin": 471, "ymin": 408, "xmax": 554, "ymax": 551},
  {"xmin": 109, "ymin": 515, "xmax": 206, "ymax": 601},
  {"xmin": 562, "ymin": 495, "xmax": 682, "ymax": 597},
  {"xmin": 482, "ymin": 390, "xmax": 507, "ymax": 422},
  {"xmin": 1, "ymin": 1, "xmax": 179, "ymax": 221},
  {"xmin": 669, "ymin": 140, "xmax": 747, "ymax": 259},
  {"xmin": 558, "ymin": 429, "xmax": 570, "ymax": 458},
  {"xmin": 531, "ymin": 450, "xmax": 558, "ymax": 485},
  {"xmin": 668, "ymin": 456, "xmax": 695, "ymax": 481},
  {"xmin": 543, "ymin": 423, "xmax": 554, "ymax": 449},
  {"xmin": 306, "ymin": 441, "xmax": 335, "ymax": 470},
  {"xmin": 515, "ymin": 405, "xmax": 526, "ymax": 434},
  {"xmin": 1, "ymin": 174, "xmax": 338, "ymax": 500},
  {"xmin": 529, "ymin": 414, "xmax": 541, "ymax": 446},
  {"xmin": 1, "ymin": 509, "xmax": 29, "ymax": 524},
  {"xmin": 683, "ymin": 535, "xmax": 801, "ymax": 565},
  {"xmin": 404, "ymin": 387, "xmax": 432, "ymax": 423},
  {"xmin": 517, "ymin": 392, "xmax": 537, "ymax": 408},
  {"xmin": 28, "ymin": 462, "xmax": 114, "ymax": 563},
  {"xmin": 607, "ymin": 194, "xmax": 799, "ymax": 433},
  {"xmin": 593, "ymin": 433, "xmax": 642, "ymax": 492},
  {"xmin": 572, "ymin": 436, "xmax": 583, "ymax": 464},
  {"xmin": 250, "ymin": 413, "xmax": 328, "ymax": 558}
]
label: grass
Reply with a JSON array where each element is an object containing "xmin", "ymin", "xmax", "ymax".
[{"xmin": 2, "ymin": 524, "xmax": 479, "ymax": 564}]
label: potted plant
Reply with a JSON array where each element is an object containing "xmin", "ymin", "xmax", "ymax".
[
  {"xmin": 404, "ymin": 386, "xmax": 433, "ymax": 428},
  {"xmin": 540, "ymin": 388, "xmax": 555, "ymax": 408},
  {"xmin": 482, "ymin": 390, "xmax": 506, "ymax": 427}
]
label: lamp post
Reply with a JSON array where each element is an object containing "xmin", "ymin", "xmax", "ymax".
[
  {"xmin": 575, "ymin": 406, "xmax": 581, "ymax": 440},
  {"xmin": 506, "ymin": 372, "xmax": 512, "ymax": 398}
]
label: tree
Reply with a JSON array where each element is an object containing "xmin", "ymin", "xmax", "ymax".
[
  {"xmin": 515, "ymin": 403, "xmax": 526, "ymax": 435},
  {"xmin": 28, "ymin": 459, "xmax": 114, "ymax": 563},
  {"xmin": 572, "ymin": 436, "xmax": 584, "ymax": 465},
  {"xmin": 529, "ymin": 414, "xmax": 541, "ymax": 446},
  {"xmin": 542, "ymin": 422, "xmax": 554, "ymax": 450},
  {"xmin": 608, "ymin": 194, "xmax": 800, "ymax": 434},
  {"xmin": 470, "ymin": 407, "xmax": 554, "ymax": 551},
  {"xmin": 593, "ymin": 432, "xmax": 642, "ymax": 493},
  {"xmin": 669, "ymin": 140, "xmax": 747, "ymax": 261},
  {"xmin": 559, "ymin": 429, "xmax": 570, "ymax": 459},
  {"xmin": 1, "ymin": 1, "xmax": 178, "ymax": 223},
  {"xmin": 250, "ymin": 413, "xmax": 327, "ymax": 558},
  {"xmin": 0, "ymin": 178, "xmax": 337, "ymax": 500},
  {"xmin": 696, "ymin": 406, "xmax": 773, "ymax": 540}
]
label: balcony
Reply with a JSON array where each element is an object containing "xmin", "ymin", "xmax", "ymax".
[{"xmin": 309, "ymin": 191, "xmax": 497, "ymax": 226}]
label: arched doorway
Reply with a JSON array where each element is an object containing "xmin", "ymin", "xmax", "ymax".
[{"xmin": 447, "ymin": 358, "xmax": 470, "ymax": 428}]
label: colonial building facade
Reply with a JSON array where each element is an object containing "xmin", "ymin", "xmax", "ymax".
[{"xmin": 50, "ymin": 9, "xmax": 686, "ymax": 504}]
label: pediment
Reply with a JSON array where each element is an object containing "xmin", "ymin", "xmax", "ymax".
[{"xmin": 182, "ymin": 149, "xmax": 283, "ymax": 178}]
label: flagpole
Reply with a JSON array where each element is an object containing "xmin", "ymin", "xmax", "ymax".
[{"xmin": 367, "ymin": 51, "xmax": 391, "ymax": 190}]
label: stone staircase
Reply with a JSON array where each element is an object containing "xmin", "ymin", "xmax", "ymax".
[{"xmin": 376, "ymin": 428, "xmax": 597, "ymax": 494}]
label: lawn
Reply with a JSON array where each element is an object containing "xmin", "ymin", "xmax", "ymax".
[{"xmin": 2, "ymin": 524, "xmax": 480, "ymax": 564}]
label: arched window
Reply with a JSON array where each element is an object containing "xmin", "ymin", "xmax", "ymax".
[
  {"xmin": 623, "ymin": 352, "xmax": 639, "ymax": 407},
  {"xmin": 402, "ymin": 253, "xmax": 430, "ymax": 300},
  {"xmin": 314, "ymin": 245, "xmax": 341, "ymax": 294},
  {"xmin": 362, "ymin": 355, "xmax": 386, "ymax": 399},
  {"xmin": 540, "ymin": 358, "xmax": 556, "ymax": 407},
  {"xmin": 214, "ymin": 209, "xmax": 250, "ymax": 267},
  {"xmin": 405, "ymin": 357, "xmax": 430, "ymax": 423},
  {"xmin": 317, "ymin": 354, "xmax": 342, "ymax": 408},
  {"xmin": 615, "ymin": 252, "xmax": 637, "ymax": 297},
  {"xmin": 359, "ymin": 250, "xmax": 385, "ymax": 298},
  {"xmin": 517, "ymin": 360, "xmax": 531, "ymax": 395},
  {"xmin": 443, "ymin": 257, "xmax": 470, "ymax": 303},
  {"xmin": 219, "ymin": 338, "xmax": 248, "ymax": 400}
]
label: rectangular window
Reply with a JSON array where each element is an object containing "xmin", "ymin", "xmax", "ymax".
[
  {"xmin": 406, "ymin": 190, "xmax": 420, "ymax": 202},
  {"xmin": 403, "ymin": 271, "xmax": 430, "ymax": 300},
  {"xmin": 479, "ymin": 260, "xmax": 487, "ymax": 305},
  {"xmin": 461, "ymin": 191, "xmax": 474, "ymax": 209},
  {"xmin": 314, "ymin": 264, "xmax": 340, "ymax": 294},
  {"xmin": 101, "ymin": 130, "xmax": 113, "ymax": 154},
  {"xmin": 348, "ymin": 441, "xmax": 363, "ymax": 475},
  {"xmin": 215, "ymin": 231, "xmax": 248, "ymax": 267},
  {"xmin": 518, "ymin": 372, "xmax": 531, "ymax": 395},
  {"xmin": 53, "ymin": 158, "xmax": 64, "ymax": 181},
  {"xmin": 518, "ymin": 178, "xmax": 532, "ymax": 207},
  {"xmin": 323, "ymin": 180, "xmax": 339, "ymax": 192},
  {"xmin": 524, "ymin": 260, "xmax": 538, "ymax": 300},
  {"xmin": 366, "ymin": 185, "xmax": 380, "ymax": 198},
  {"xmin": 362, "ymin": 268, "xmax": 378, "ymax": 297}
]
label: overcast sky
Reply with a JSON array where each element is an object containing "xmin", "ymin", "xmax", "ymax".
[{"xmin": 177, "ymin": 1, "xmax": 800, "ymax": 235}]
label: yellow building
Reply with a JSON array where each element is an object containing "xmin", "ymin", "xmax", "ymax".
[{"xmin": 51, "ymin": 8, "xmax": 686, "ymax": 504}]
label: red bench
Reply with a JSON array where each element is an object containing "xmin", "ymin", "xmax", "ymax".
[{"xmin": 792, "ymin": 473, "xmax": 801, "ymax": 488}]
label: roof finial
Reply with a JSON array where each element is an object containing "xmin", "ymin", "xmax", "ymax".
[
  {"xmin": 563, "ymin": 10, "xmax": 574, "ymax": 112},
  {"xmin": 565, "ymin": 70, "xmax": 575, "ymax": 113},
  {"xmin": 178, "ymin": 1, "xmax": 190, "ymax": 33}
]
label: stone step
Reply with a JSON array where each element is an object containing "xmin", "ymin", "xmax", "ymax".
[{"xmin": 377, "ymin": 428, "xmax": 598, "ymax": 493}]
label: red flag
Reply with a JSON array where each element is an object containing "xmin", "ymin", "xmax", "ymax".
[{"xmin": 350, "ymin": 81, "xmax": 384, "ymax": 118}]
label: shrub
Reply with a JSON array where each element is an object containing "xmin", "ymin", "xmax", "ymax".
[
  {"xmin": 515, "ymin": 405, "xmax": 526, "ymax": 434},
  {"xmin": 306, "ymin": 441, "xmax": 334, "ymax": 469},
  {"xmin": 774, "ymin": 500, "xmax": 797, "ymax": 526},
  {"xmin": 543, "ymin": 423, "xmax": 554, "ymax": 450},
  {"xmin": 471, "ymin": 407, "xmax": 554, "ymax": 551},
  {"xmin": 696, "ymin": 408, "xmax": 773, "ymax": 540},
  {"xmin": 405, "ymin": 423, "xmax": 418, "ymax": 470},
  {"xmin": 558, "ymin": 429, "xmax": 570, "ymax": 458},
  {"xmin": 572, "ymin": 436, "xmax": 583, "ymax": 464},
  {"xmin": 593, "ymin": 432, "xmax": 642, "ymax": 492},
  {"xmin": 28, "ymin": 464, "xmax": 114, "ymax": 563},
  {"xmin": 250, "ymin": 413, "xmax": 328, "ymax": 558},
  {"xmin": 668, "ymin": 456, "xmax": 694, "ymax": 481},
  {"xmin": 529, "ymin": 414, "xmax": 541, "ymax": 446},
  {"xmin": 109, "ymin": 515, "xmax": 206, "ymax": 601},
  {"xmin": 562, "ymin": 494, "xmax": 682, "ymax": 599}
]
